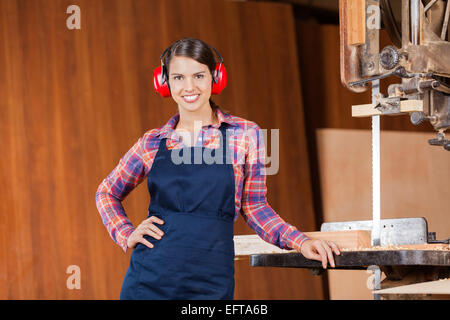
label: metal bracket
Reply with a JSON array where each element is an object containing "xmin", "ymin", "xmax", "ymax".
[
  {"xmin": 320, "ymin": 217, "xmax": 430, "ymax": 246},
  {"xmin": 374, "ymin": 96, "xmax": 401, "ymax": 114}
]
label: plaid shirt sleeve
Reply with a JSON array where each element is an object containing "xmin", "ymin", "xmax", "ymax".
[
  {"xmin": 239, "ymin": 124, "xmax": 310, "ymax": 250},
  {"xmin": 95, "ymin": 136, "xmax": 148, "ymax": 253}
]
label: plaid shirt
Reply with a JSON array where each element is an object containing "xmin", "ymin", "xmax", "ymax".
[{"xmin": 95, "ymin": 109, "xmax": 310, "ymax": 252}]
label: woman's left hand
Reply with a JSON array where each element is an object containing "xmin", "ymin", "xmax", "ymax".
[{"xmin": 297, "ymin": 239, "xmax": 341, "ymax": 269}]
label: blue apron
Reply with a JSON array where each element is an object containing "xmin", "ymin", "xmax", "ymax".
[{"xmin": 120, "ymin": 124, "xmax": 235, "ymax": 300}]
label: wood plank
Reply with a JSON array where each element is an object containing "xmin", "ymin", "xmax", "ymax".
[
  {"xmin": 346, "ymin": 0, "xmax": 366, "ymax": 46},
  {"xmin": 352, "ymin": 100, "xmax": 424, "ymax": 117},
  {"xmin": 234, "ymin": 235, "xmax": 294, "ymax": 256},
  {"xmin": 234, "ymin": 230, "xmax": 372, "ymax": 256},
  {"xmin": 342, "ymin": 243, "xmax": 450, "ymax": 251},
  {"xmin": 374, "ymin": 278, "xmax": 450, "ymax": 295},
  {"xmin": 234, "ymin": 233, "xmax": 448, "ymax": 256},
  {"xmin": 304, "ymin": 230, "xmax": 372, "ymax": 250}
]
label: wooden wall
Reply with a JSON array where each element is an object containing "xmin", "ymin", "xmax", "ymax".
[{"xmin": 0, "ymin": 0, "xmax": 323, "ymax": 299}]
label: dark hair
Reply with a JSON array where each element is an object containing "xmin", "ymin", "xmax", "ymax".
[{"xmin": 164, "ymin": 38, "xmax": 228, "ymax": 114}]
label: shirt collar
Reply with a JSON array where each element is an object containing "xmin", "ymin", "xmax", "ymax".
[{"xmin": 157, "ymin": 108, "xmax": 237, "ymax": 139}]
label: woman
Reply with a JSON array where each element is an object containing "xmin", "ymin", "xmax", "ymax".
[{"xmin": 95, "ymin": 38, "xmax": 340, "ymax": 300}]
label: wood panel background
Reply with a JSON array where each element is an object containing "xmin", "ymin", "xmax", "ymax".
[{"xmin": 0, "ymin": 0, "xmax": 323, "ymax": 299}]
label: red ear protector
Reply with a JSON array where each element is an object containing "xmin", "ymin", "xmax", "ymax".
[{"xmin": 153, "ymin": 46, "xmax": 228, "ymax": 98}]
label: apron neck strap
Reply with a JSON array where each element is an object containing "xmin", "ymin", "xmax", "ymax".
[{"xmin": 158, "ymin": 123, "xmax": 231, "ymax": 155}]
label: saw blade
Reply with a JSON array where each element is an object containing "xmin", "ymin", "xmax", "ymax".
[{"xmin": 372, "ymin": 80, "xmax": 381, "ymax": 246}]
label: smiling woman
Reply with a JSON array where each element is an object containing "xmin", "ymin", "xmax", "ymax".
[
  {"xmin": 95, "ymin": 37, "xmax": 340, "ymax": 300},
  {"xmin": 153, "ymin": 38, "xmax": 230, "ymax": 145},
  {"xmin": 168, "ymin": 56, "xmax": 213, "ymax": 114}
]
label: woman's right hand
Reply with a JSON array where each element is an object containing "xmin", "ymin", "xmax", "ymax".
[{"xmin": 127, "ymin": 216, "xmax": 165, "ymax": 249}]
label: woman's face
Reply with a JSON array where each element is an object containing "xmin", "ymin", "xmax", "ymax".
[{"xmin": 168, "ymin": 56, "xmax": 213, "ymax": 114}]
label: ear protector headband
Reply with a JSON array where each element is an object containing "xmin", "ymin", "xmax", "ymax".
[{"xmin": 153, "ymin": 45, "xmax": 228, "ymax": 98}]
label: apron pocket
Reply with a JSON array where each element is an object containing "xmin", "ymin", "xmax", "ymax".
[{"xmin": 160, "ymin": 245, "xmax": 234, "ymax": 268}]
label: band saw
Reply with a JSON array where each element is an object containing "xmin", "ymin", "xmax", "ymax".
[{"xmin": 239, "ymin": 0, "xmax": 450, "ymax": 300}]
